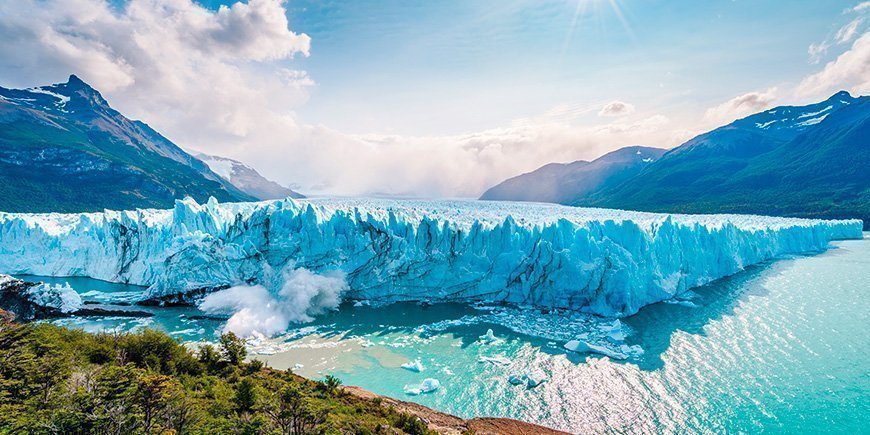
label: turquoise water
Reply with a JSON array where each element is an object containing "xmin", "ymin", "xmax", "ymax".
[{"xmin": 18, "ymin": 236, "xmax": 870, "ymax": 433}]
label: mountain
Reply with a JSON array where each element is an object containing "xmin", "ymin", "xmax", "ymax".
[
  {"xmin": 481, "ymin": 91, "xmax": 869, "ymax": 226},
  {"xmin": 0, "ymin": 75, "xmax": 254, "ymax": 213},
  {"xmin": 195, "ymin": 153, "xmax": 304, "ymax": 200},
  {"xmin": 585, "ymin": 91, "xmax": 869, "ymax": 224},
  {"xmin": 480, "ymin": 146, "xmax": 666, "ymax": 203}
]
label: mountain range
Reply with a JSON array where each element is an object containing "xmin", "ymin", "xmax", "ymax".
[
  {"xmin": 0, "ymin": 75, "xmax": 298, "ymax": 213},
  {"xmin": 196, "ymin": 153, "xmax": 304, "ymax": 200},
  {"xmin": 482, "ymin": 91, "xmax": 869, "ymax": 226}
]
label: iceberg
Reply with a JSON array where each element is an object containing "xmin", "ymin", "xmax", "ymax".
[
  {"xmin": 401, "ymin": 359, "xmax": 424, "ymax": 372},
  {"xmin": 479, "ymin": 355, "xmax": 512, "ymax": 366},
  {"xmin": 0, "ymin": 197, "xmax": 862, "ymax": 317},
  {"xmin": 478, "ymin": 328, "xmax": 499, "ymax": 344},
  {"xmin": 403, "ymin": 378, "xmax": 440, "ymax": 395}
]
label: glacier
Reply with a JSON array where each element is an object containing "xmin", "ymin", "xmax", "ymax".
[{"xmin": 0, "ymin": 197, "xmax": 862, "ymax": 317}]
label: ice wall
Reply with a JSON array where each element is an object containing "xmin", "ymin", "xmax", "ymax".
[{"xmin": 0, "ymin": 197, "xmax": 862, "ymax": 317}]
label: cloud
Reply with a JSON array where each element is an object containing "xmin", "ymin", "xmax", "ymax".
[
  {"xmin": 0, "ymin": 0, "xmax": 692, "ymax": 199},
  {"xmin": 836, "ymin": 18, "xmax": 864, "ymax": 44},
  {"xmin": 853, "ymin": 2, "xmax": 870, "ymax": 13},
  {"xmin": 598, "ymin": 101, "xmax": 636, "ymax": 117},
  {"xmin": 704, "ymin": 89, "xmax": 778, "ymax": 125},
  {"xmin": 808, "ymin": 41, "xmax": 830, "ymax": 64},
  {"xmin": 797, "ymin": 32, "xmax": 870, "ymax": 97}
]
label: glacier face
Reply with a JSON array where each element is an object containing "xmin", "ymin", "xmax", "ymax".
[{"xmin": 0, "ymin": 197, "xmax": 862, "ymax": 317}]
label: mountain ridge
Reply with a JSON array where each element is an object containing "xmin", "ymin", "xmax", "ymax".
[
  {"xmin": 195, "ymin": 152, "xmax": 305, "ymax": 200},
  {"xmin": 0, "ymin": 75, "xmax": 256, "ymax": 212},
  {"xmin": 481, "ymin": 91, "xmax": 869, "ymax": 226}
]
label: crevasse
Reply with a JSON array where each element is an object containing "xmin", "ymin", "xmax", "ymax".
[{"xmin": 0, "ymin": 197, "xmax": 862, "ymax": 317}]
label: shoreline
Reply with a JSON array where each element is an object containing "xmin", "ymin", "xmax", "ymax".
[{"xmin": 340, "ymin": 384, "xmax": 568, "ymax": 434}]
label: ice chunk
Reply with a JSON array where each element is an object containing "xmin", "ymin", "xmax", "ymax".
[
  {"xmin": 478, "ymin": 355, "xmax": 511, "ymax": 366},
  {"xmin": 525, "ymin": 371, "xmax": 547, "ymax": 388},
  {"xmin": 403, "ymin": 378, "xmax": 440, "ymax": 395},
  {"xmin": 479, "ymin": 328, "xmax": 499, "ymax": 344},
  {"xmin": 602, "ymin": 319, "xmax": 626, "ymax": 343},
  {"xmin": 564, "ymin": 340, "xmax": 628, "ymax": 360},
  {"xmin": 401, "ymin": 359, "xmax": 424, "ymax": 372},
  {"xmin": 25, "ymin": 283, "xmax": 82, "ymax": 313},
  {"xmin": 508, "ymin": 374, "xmax": 524, "ymax": 385},
  {"xmin": 0, "ymin": 197, "xmax": 860, "ymax": 318}
]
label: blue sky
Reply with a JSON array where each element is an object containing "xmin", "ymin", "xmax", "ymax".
[
  {"xmin": 198, "ymin": 0, "xmax": 855, "ymax": 135},
  {"xmin": 2, "ymin": 0, "xmax": 867, "ymax": 196}
]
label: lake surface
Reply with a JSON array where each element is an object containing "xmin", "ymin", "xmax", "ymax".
[{"xmin": 20, "ymin": 235, "xmax": 870, "ymax": 433}]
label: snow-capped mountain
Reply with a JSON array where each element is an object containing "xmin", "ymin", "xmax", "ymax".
[
  {"xmin": 588, "ymin": 91, "xmax": 869, "ymax": 224},
  {"xmin": 482, "ymin": 91, "xmax": 869, "ymax": 226},
  {"xmin": 0, "ymin": 75, "xmax": 254, "ymax": 212},
  {"xmin": 196, "ymin": 153, "xmax": 304, "ymax": 200},
  {"xmin": 480, "ymin": 146, "xmax": 666, "ymax": 204}
]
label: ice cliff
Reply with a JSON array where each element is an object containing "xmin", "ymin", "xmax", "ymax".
[{"xmin": 0, "ymin": 197, "xmax": 862, "ymax": 317}]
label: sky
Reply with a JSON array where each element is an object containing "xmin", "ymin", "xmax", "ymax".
[{"xmin": 0, "ymin": 0, "xmax": 868, "ymax": 197}]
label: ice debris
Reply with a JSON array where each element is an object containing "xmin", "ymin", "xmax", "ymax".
[
  {"xmin": 401, "ymin": 359, "xmax": 424, "ymax": 372},
  {"xmin": 403, "ymin": 378, "xmax": 440, "ymax": 395},
  {"xmin": 478, "ymin": 355, "xmax": 511, "ymax": 366},
  {"xmin": 478, "ymin": 328, "xmax": 499, "ymax": 344}
]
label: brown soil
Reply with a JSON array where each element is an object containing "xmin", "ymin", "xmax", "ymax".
[{"xmin": 342, "ymin": 385, "xmax": 569, "ymax": 435}]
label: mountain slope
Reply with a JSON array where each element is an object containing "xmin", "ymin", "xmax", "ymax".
[
  {"xmin": 196, "ymin": 153, "xmax": 304, "ymax": 200},
  {"xmin": 587, "ymin": 91, "xmax": 869, "ymax": 223},
  {"xmin": 480, "ymin": 146, "xmax": 666, "ymax": 204},
  {"xmin": 0, "ymin": 75, "xmax": 254, "ymax": 212}
]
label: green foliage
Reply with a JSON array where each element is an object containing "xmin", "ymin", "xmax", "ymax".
[
  {"xmin": 0, "ymin": 320, "xmax": 434, "ymax": 434},
  {"xmin": 233, "ymin": 377, "xmax": 258, "ymax": 414},
  {"xmin": 220, "ymin": 331, "xmax": 247, "ymax": 365}
]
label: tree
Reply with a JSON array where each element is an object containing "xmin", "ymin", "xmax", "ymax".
[
  {"xmin": 137, "ymin": 373, "xmax": 176, "ymax": 432},
  {"xmin": 233, "ymin": 377, "xmax": 257, "ymax": 414},
  {"xmin": 198, "ymin": 343, "xmax": 221, "ymax": 371},
  {"xmin": 220, "ymin": 332, "xmax": 247, "ymax": 365},
  {"xmin": 262, "ymin": 385, "xmax": 324, "ymax": 435}
]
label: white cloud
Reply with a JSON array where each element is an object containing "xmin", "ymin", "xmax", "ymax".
[
  {"xmin": 808, "ymin": 41, "xmax": 830, "ymax": 64},
  {"xmin": 836, "ymin": 18, "xmax": 864, "ymax": 44},
  {"xmin": 598, "ymin": 101, "xmax": 636, "ymax": 117},
  {"xmin": 852, "ymin": 2, "xmax": 870, "ymax": 13},
  {"xmin": 0, "ymin": 0, "xmax": 693, "ymax": 198},
  {"xmin": 704, "ymin": 88, "xmax": 778, "ymax": 125},
  {"xmin": 797, "ymin": 32, "xmax": 870, "ymax": 98}
]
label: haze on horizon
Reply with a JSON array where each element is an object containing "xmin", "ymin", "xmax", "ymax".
[{"xmin": 0, "ymin": 0, "xmax": 867, "ymax": 197}]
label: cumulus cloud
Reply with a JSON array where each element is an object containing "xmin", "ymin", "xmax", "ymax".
[
  {"xmin": 598, "ymin": 101, "xmax": 636, "ymax": 117},
  {"xmin": 704, "ymin": 89, "xmax": 777, "ymax": 125},
  {"xmin": 199, "ymin": 266, "xmax": 347, "ymax": 337},
  {"xmin": 797, "ymin": 32, "xmax": 870, "ymax": 98},
  {"xmin": 853, "ymin": 2, "xmax": 870, "ymax": 13},
  {"xmin": 0, "ymin": 0, "xmax": 691, "ymax": 198}
]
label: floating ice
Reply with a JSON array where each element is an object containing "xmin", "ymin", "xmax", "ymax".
[
  {"xmin": 508, "ymin": 374, "xmax": 524, "ymax": 385},
  {"xmin": 0, "ymin": 197, "xmax": 861, "ymax": 317},
  {"xmin": 602, "ymin": 320, "xmax": 626, "ymax": 343},
  {"xmin": 525, "ymin": 371, "xmax": 547, "ymax": 388},
  {"xmin": 25, "ymin": 282, "xmax": 82, "ymax": 313},
  {"xmin": 565, "ymin": 339, "xmax": 628, "ymax": 360},
  {"xmin": 479, "ymin": 355, "xmax": 512, "ymax": 366},
  {"xmin": 404, "ymin": 378, "xmax": 440, "ymax": 395},
  {"xmin": 479, "ymin": 328, "xmax": 499, "ymax": 345},
  {"xmin": 401, "ymin": 359, "xmax": 424, "ymax": 372}
]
